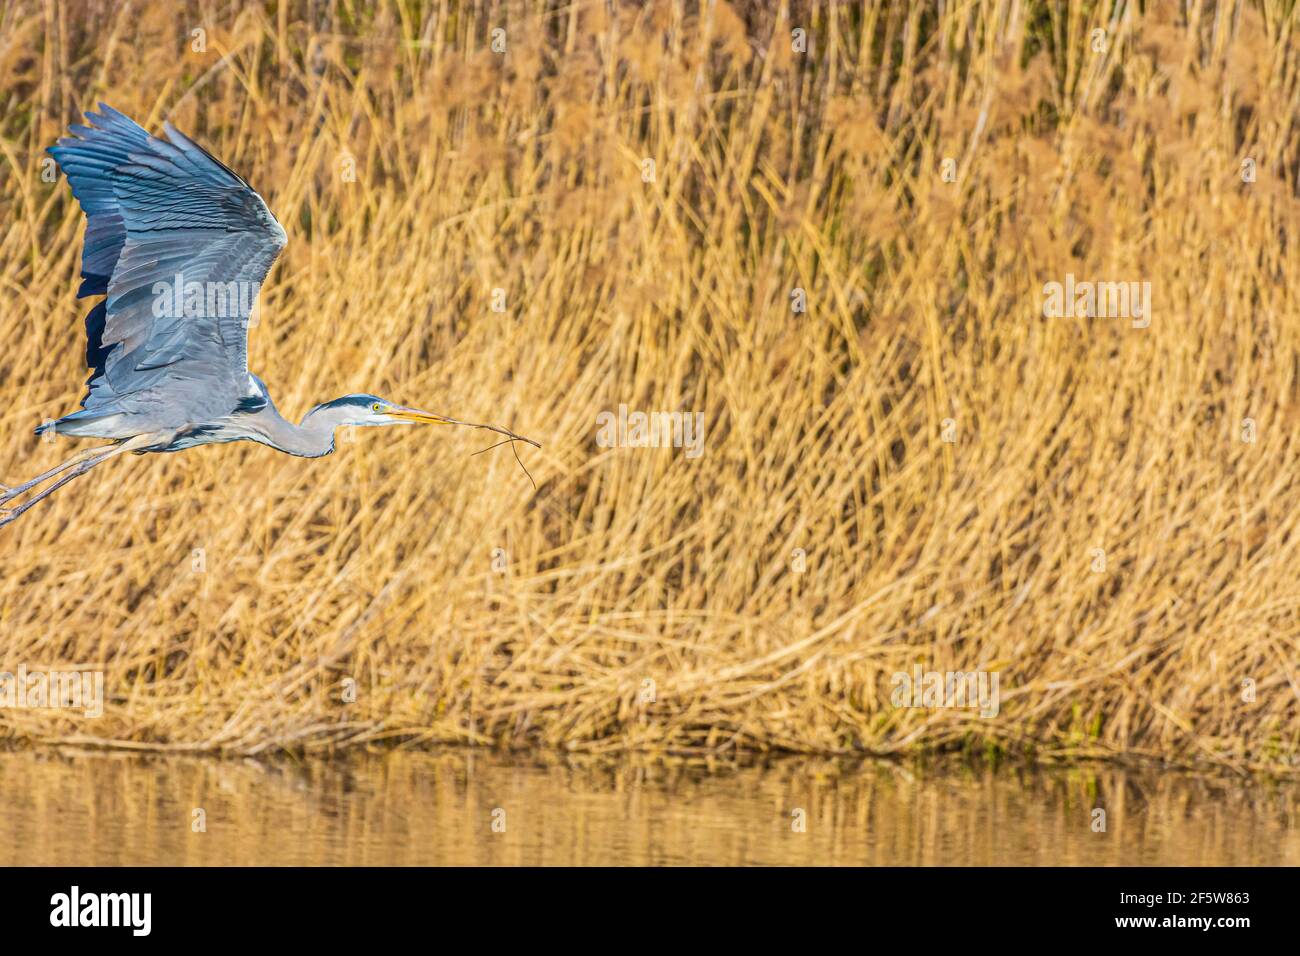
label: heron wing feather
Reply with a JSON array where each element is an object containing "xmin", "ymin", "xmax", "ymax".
[{"xmin": 49, "ymin": 104, "xmax": 286, "ymax": 427}]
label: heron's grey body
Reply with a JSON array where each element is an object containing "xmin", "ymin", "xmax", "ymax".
[{"xmin": 0, "ymin": 104, "xmax": 537, "ymax": 528}]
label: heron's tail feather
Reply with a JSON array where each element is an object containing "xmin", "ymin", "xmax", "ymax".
[{"xmin": 34, "ymin": 409, "xmax": 131, "ymax": 440}]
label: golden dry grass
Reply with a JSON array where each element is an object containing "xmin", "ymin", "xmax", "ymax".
[{"xmin": 1, "ymin": 0, "xmax": 1299, "ymax": 770}]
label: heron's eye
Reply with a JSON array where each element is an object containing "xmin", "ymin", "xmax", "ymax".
[{"xmin": 371, "ymin": 402, "xmax": 383, "ymax": 413}]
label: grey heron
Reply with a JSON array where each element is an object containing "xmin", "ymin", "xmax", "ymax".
[{"xmin": 1, "ymin": 104, "xmax": 538, "ymax": 528}]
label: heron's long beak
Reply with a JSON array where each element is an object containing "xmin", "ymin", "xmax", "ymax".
[
  {"xmin": 388, "ymin": 408, "xmax": 464, "ymax": 427},
  {"xmin": 388, "ymin": 407, "xmax": 541, "ymax": 449}
]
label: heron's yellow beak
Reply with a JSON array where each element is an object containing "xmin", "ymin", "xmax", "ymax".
[{"xmin": 388, "ymin": 407, "xmax": 464, "ymax": 426}]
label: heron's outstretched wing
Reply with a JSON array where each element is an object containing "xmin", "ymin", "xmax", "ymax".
[{"xmin": 48, "ymin": 103, "xmax": 286, "ymax": 428}]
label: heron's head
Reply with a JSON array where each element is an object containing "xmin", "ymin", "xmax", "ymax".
[
  {"xmin": 303, "ymin": 393, "xmax": 541, "ymax": 473},
  {"xmin": 313, "ymin": 394, "xmax": 463, "ymax": 429}
]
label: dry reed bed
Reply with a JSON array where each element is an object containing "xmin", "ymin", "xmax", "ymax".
[{"xmin": 0, "ymin": 0, "xmax": 1298, "ymax": 771}]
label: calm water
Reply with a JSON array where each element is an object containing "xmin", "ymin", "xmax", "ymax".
[{"xmin": 1, "ymin": 749, "xmax": 1297, "ymax": 865}]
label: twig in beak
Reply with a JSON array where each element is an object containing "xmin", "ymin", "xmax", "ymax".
[
  {"xmin": 462, "ymin": 421, "xmax": 541, "ymax": 450},
  {"xmin": 433, "ymin": 418, "xmax": 538, "ymax": 491},
  {"xmin": 425, "ymin": 414, "xmax": 540, "ymax": 451}
]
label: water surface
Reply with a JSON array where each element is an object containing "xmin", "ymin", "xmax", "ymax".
[{"xmin": 1, "ymin": 750, "xmax": 1296, "ymax": 865}]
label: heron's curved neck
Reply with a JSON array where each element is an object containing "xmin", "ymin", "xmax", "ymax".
[{"xmin": 254, "ymin": 403, "xmax": 340, "ymax": 458}]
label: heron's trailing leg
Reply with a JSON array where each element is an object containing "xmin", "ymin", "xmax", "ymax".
[
  {"xmin": 0, "ymin": 438, "xmax": 145, "ymax": 529},
  {"xmin": 0, "ymin": 443, "xmax": 118, "ymax": 505}
]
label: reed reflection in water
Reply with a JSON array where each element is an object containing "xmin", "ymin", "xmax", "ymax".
[{"xmin": 2, "ymin": 750, "xmax": 1296, "ymax": 866}]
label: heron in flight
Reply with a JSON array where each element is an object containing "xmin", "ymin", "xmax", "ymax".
[{"xmin": 1, "ymin": 104, "xmax": 537, "ymax": 528}]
